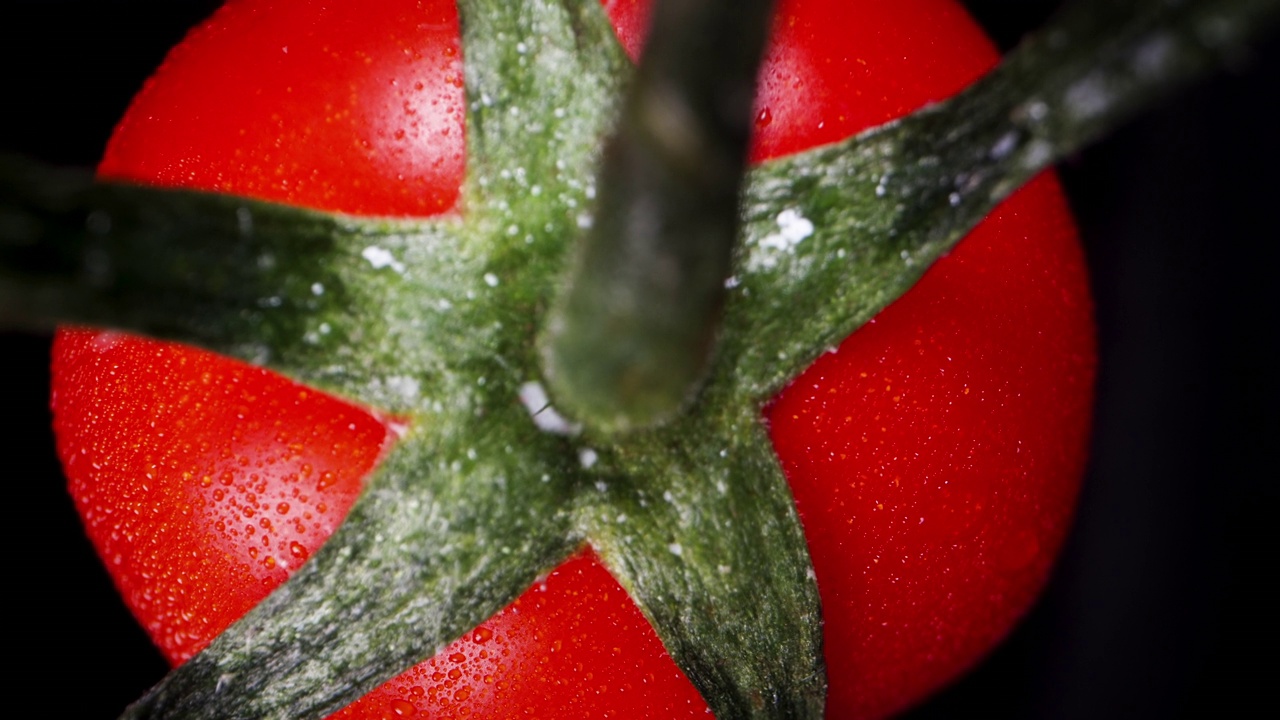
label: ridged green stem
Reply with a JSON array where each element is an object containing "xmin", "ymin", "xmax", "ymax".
[{"xmin": 541, "ymin": 0, "xmax": 776, "ymax": 433}]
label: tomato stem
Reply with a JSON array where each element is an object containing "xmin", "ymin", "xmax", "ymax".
[
  {"xmin": 541, "ymin": 0, "xmax": 777, "ymax": 434},
  {"xmin": 717, "ymin": 0, "xmax": 1280, "ymax": 399},
  {"xmin": 0, "ymin": 154, "xmax": 365, "ymax": 363}
]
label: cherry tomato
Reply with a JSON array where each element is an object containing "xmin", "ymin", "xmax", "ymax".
[{"xmin": 52, "ymin": 0, "xmax": 1094, "ymax": 717}]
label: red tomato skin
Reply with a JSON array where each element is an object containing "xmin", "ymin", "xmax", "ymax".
[
  {"xmin": 767, "ymin": 174, "xmax": 1094, "ymax": 719},
  {"xmin": 52, "ymin": 1, "xmax": 1095, "ymax": 718},
  {"xmin": 98, "ymin": 0, "xmax": 466, "ymax": 217},
  {"xmin": 51, "ymin": 329, "xmax": 390, "ymax": 664}
]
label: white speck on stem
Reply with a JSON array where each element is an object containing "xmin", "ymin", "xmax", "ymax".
[
  {"xmin": 311, "ymin": 282, "xmax": 325, "ymax": 296},
  {"xmin": 236, "ymin": 207, "xmax": 253, "ymax": 237},
  {"xmin": 1022, "ymin": 139, "xmax": 1054, "ymax": 170},
  {"xmin": 362, "ymin": 246, "xmax": 406, "ymax": 274},
  {"xmin": 990, "ymin": 131, "xmax": 1019, "ymax": 160},
  {"xmin": 748, "ymin": 208, "xmax": 815, "ymax": 271},
  {"xmin": 517, "ymin": 381, "xmax": 582, "ymax": 436},
  {"xmin": 1065, "ymin": 74, "xmax": 1111, "ymax": 120},
  {"xmin": 766, "ymin": 208, "xmax": 814, "ymax": 249},
  {"xmin": 579, "ymin": 448, "xmax": 599, "ymax": 469},
  {"xmin": 383, "ymin": 375, "xmax": 421, "ymax": 404},
  {"xmin": 484, "ymin": 272, "xmax": 500, "ymax": 287},
  {"xmin": 668, "ymin": 543, "xmax": 684, "ymax": 557}
]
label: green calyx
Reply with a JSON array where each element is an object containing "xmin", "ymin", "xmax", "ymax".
[{"xmin": 2, "ymin": 0, "xmax": 1277, "ymax": 718}]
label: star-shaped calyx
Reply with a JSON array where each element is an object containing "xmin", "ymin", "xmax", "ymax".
[{"xmin": 109, "ymin": 2, "xmax": 825, "ymax": 717}]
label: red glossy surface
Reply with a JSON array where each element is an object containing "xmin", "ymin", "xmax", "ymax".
[
  {"xmin": 54, "ymin": 0, "xmax": 1094, "ymax": 717},
  {"xmin": 52, "ymin": 329, "xmax": 388, "ymax": 664},
  {"xmin": 98, "ymin": 0, "xmax": 465, "ymax": 217},
  {"xmin": 767, "ymin": 172, "xmax": 1093, "ymax": 718}
]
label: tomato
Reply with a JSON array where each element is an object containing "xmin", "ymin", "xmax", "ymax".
[{"xmin": 51, "ymin": 0, "xmax": 1094, "ymax": 718}]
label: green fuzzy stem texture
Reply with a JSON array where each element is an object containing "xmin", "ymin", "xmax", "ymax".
[{"xmin": 541, "ymin": 0, "xmax": 776, "ymax": 433}]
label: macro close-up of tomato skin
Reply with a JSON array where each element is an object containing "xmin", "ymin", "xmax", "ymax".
[{"xmin": 48, "ymin": 0, "xmax": 1095, "ymax": 718}]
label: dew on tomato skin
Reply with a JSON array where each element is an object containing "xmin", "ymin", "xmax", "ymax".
[{"xmin": 389, "ymin": 699, "xmax": 417, "ymax": 717}]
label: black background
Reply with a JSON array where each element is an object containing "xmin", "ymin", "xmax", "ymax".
[{"xmin": 1, "ymin": 1, "xmax": 1276, "ymax": 717}]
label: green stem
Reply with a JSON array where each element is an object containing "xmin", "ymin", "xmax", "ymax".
[
  {"xmin": 906, "ymin": 0, "xmax": 1280, "ymax": 219},
  {"xmin": 578, "ymin": 400, "xmax": 826, "ymax": 717},
  {"xmin": 541, "ymin": 0, "xmax": 776, "ymax": 433},
  {"xmin": 723, "ymin": 0, "xmax": 1280, "ymax": 398},
  {"xmin": 0, "ymin": 154, "xmax": 426, "ymax": 395}
]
